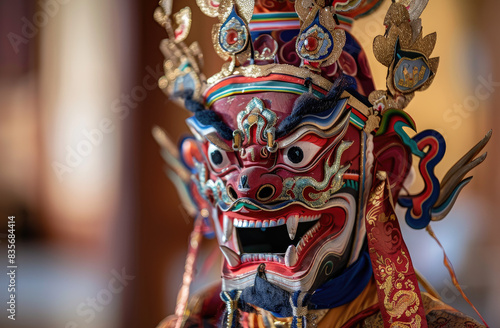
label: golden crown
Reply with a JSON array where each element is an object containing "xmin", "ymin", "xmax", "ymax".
[{"xmin": 154, "ymin": 0, "xmax": 438, "ymax": 112}]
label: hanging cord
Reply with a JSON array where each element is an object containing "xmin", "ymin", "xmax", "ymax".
[
  {"xmin": 174, "ymin": 211, "xmax": 206, "ymax": 328},
  {"xmin": 221, "ymin": 290, "xmax": 242, "ymax": 328},
  {"xmin": 426, "ymin": 225, "xmax": 489, "ymax": 327},
  {"xmin": 290, "ymin": 291, "xmax": 310, "ymax": 328}
]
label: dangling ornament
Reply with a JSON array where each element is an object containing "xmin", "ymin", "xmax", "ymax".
[
  {"xmin": 154, "ymin": 0, "xmax": 205, "ymax": 103},
  {"xmin": 369, "ymin": 2, "xmax": 439, "ymax": 110},
  {"xmin": 295, "ymin": 0, "xmax": 347, "ymax": 68},
  {"xmin": 212, "ymin": 0, "xmax": 254, "ymax": 75},
  {"xmin": 296, "ymin": 11, "xmax": 334, "ymax": 62},
  {"xmin": 219, "ymin": 5, "xmax": 249, "ymax": 54}
]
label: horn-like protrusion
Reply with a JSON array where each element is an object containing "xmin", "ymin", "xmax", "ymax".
[
  {"xmin": 220, "ymin": 246, "xmax": 240, "ymax": 267},
  {"xmin": 222, "ymin": 215, "xmax": 233, "ymax": 242}
]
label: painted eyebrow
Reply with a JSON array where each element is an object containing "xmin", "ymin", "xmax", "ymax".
[
  {"xmin": 194, "ymin": 110, "xmax": 233, "ymax": 140},
  {"xmin": 275, "ymin": 79, "xmax": 350, "ymax": 138},
  {"xmin": 296, "ymin": 134, "xmax": 328, "ymax": 146},
  {"xmin": 277, "ymin": 111, "xmax": 350, "ymax": 149},
  {"xmin": 205, "ymin": 132, "xmax": 233, "ymax": 152}
]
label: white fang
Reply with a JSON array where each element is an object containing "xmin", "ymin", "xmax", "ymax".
[{"xmin": 285, "ymin": 245, "xmax": 298, "ymax": 267}]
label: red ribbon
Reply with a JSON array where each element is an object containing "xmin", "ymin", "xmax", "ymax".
[{"xmin": 365, "ymin": 172, "xmax": 428, "ymax": 328}]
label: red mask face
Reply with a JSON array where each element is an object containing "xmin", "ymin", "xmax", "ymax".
[{"xmin": 183, "ymin": 91, "xmax": 373, "ymax": 293}]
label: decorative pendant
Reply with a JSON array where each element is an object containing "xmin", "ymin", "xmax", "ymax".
[
  {"xmin": 296, "ymin": 12, "xmax": 334, "ymax": 62},
  {"xmin": 219, "ymin": 5, "xmax": 249, "ymax": 55},
  {"xmin": 369, "ymin": 2, "xmax": 439, "ymax": 110},
  {"xmin": 295, "ymin": 2, "xmax": 346, "ymax": 68},
  {"xmin": 392, "ymin": 39, "xmax": 433, "ymax": 94}
]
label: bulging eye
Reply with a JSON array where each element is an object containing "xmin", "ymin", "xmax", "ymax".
[
  {"xmin": 283, "ymin": 142, "xmax": 322, "ymax": 168},
  {"xmin": 287, "ymin": 146, "xmax": 304, "ymax": 164},
  {"xmin": 208, "ymin": 143, "xmax": 230, "ymax": 169}
]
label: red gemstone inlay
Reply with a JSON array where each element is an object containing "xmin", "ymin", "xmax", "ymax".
[
  {"xmin": 304, "ymin": 36, "xmax": 318, "ymax": 52},
  {"xmin": 226, "ymin": 29, "xmax": 239, "ymax": 45}
]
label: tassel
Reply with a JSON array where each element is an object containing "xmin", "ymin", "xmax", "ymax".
[
  {"xmin": 290, "ymin": 291, "xmax": 310, "ymax": 328},
  {"xmin": 173, "ymin": 214, "xmax": 205, "ymax": 328},
  {"xmin": 220, "ymin": 290, "xmax": 242, "ymax": 328}
]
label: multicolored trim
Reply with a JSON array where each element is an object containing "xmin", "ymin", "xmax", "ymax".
[
  {"xmin": 299, "ymin": 98, "xmax": 349, "ymax": 129},
  {"xmin": 248, "ymin": 12, "xmax": 353, "ymax": 33},
  {"xmin": 376, "ymin": 109, "xmax": 425, "ymax": 157},
  {"xmin": 204, "ymin": 74, "xmax": 329, "ymax": 107},
  {"xmin": 249, "ymin": 12, "xmax": 301, "ymax": 32},
  {"xmin": 336, "ymin": 14, "xmax": 354, "ymax": 31},
  {"xmin": 347, "ymin": 104, "xmax": 369, "ymax": 130},
  {"xmin": 376, "ymin": 109, "xmax": 416, "ymax": 136},
  {"xmin": 399, "ymin": 130, "xmax": 446, "ymax": 229}
]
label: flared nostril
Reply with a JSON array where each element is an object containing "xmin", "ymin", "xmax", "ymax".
[
  {"xmin": 238, "ymin": 175, "xmax": 249, "ymax": 190},
  {"xmin": 256, "ymin": 184, "xmax": 276, "ymax": 202},
  {"xmin": 227, "ymin": 185, "xmax": 238, "ymax": 201}
]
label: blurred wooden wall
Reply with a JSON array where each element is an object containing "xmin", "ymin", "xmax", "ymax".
[
  {"xmin": 124, "ymin": 1, "xmax": 223, "ymax": 327},
  {"xmin": 475, "ymin": 0, "xmax": 500, "ymax": 323}
]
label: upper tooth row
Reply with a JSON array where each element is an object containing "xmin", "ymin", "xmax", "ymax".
[{"xmin": 233, "ymin": 214, "xmax": 320, "ymax": 228}]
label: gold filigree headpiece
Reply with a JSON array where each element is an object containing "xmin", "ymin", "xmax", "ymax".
[
  {"xmin": 369, "ymin": 1, "xmax": 439, "ymax": 110},
  {"xmin": 155, "ymin": 0, "xmax": 438, "ymax": 112}
]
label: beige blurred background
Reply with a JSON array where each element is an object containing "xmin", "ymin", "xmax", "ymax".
[{"xmin": 0, "ymin": 0, "xmax": 498, "ymax": 327}]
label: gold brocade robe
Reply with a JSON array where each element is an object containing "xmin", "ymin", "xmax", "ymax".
[{"xmin": 157, "ymin": 279, "xmax": 485, "ymax": 328}]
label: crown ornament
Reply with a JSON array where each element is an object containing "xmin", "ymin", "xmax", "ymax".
[
  {"xmin": 157, "ymin": 0, "xmax": 398, "ymax": 107},
  {"xmin": 154, "ymin": 0, "xmax": 205, "ymax": 104},
  {"xmin": 369, "ymin": 0, "xmax": 439, "ymax": 110},
  {"xmin": 156, "ymin": 0, "xmax": 440, "ymax": 114},
  {"xmin": 294, "ymin": 1, "xmax": 348, "ymax": 70}
]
